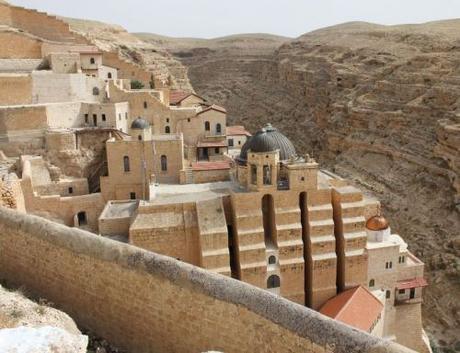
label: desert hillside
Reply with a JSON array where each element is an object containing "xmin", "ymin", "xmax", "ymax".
[
  {"xmin": 61, "ymin": 17, "xmax": 193, "ymax": 90},
  {"xmin": 135, "ymin": 21, "xmax": 460, "ymax": 349}
]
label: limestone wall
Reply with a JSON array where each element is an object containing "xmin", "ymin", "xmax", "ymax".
[
  {"xmin": 0, "ymin": 3, "xmax": 88, "ymax": 44},
  {"xmin": 0, "ymin": 74, "xmax": 32, "ymax": 105},
  {"xmin": 0, "ymin": 207, "xmax": 414, "ymax": 353},
  {"xmin": 0, "ymin": 31, "xmax": 42, "ymax": 59}
]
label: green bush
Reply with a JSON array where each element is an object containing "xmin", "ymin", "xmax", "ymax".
[{"xmin": 130, "ymin": 80, "xmax": 144, "ymax": 90}]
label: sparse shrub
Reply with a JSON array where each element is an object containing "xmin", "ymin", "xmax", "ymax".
[
  {"xmin": 10, "ymin": 309, "xmax": 23, "ymax": 319},
  {"xmin": 130, "ymin": 80, "xmax": 144, "ymax": 90}
]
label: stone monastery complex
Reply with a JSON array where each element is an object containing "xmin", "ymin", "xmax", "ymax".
[{"xmin": 0, "ymin": 2, "xmax": 432, "ymax": 353}]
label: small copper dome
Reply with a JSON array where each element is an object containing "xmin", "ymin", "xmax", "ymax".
[{"xmin": 366, "ymin": 215, "xmax": 389, "ymax": 231}]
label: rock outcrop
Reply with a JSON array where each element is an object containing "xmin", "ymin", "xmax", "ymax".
[{"xmin": 150, "ymin": 21, "xmax": 460, "ymax": 349}]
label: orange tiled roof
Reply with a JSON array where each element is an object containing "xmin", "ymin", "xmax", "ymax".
[
  {"xmin": 396, "ymin": 277, "xmax": 428, "ymax": 290},
  {"xmin": 226, "ymin": 125, "xmax": 251, "ymax": 137},
  {"xmin": 319, "ymin": 286, "xmax": 383, "ymax": 332},
  {"xmin": 191, "ymin": 161, "xmax": 231, "ymax": 171},
  {"xmin": 196, "ymin": 104, "xmax": 227, "ymax": 115},
  {"xmin": 169, "ymin": 91, "xmax": 205, "ymax": 105}
]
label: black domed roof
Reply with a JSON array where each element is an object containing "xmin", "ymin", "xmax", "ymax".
[
  {"xmin": 131, "ymin": 117, "xmax": 150, "ymax": 130},
  {"xmin": 239, "ymin": 123, "xmax": 296, "ymax": 161}
]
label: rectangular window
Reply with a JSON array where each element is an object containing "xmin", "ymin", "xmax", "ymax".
[
  {"xmin": 84, "ymin": 114, "xmax": 89, "ymax": 123},
  {"xmin": 102, "ymin": 114, "xmax": 106, "ymax": 122},
  {"xmin": 125, "ymin": 112, "xmax": 128, "ymax": 120},
  {"xmin": 398, "ymin": 289, "xmax": 405, "ymax": 294},
  {"xmin": 68, "ymin": 187, "xmax": 73, "ymax": 194},
  {"xmin": 130, "ymin": 192, "xmax": 136, "ymax": 200},
  {"xmin": 251, "ymin": 165, "xmax": 257, "ymax": 185},
  {"xmin": 228, "ymin": 138, "xmax": 234, "ymax": 147},
  {"xmin": 214, "ymin": 147, "xmax": 219, "ymax": 154},
  {"xmin": 263, "ymin": 165, "xmax": 271, "ymax": 185}
]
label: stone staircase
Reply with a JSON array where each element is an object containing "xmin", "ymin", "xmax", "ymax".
[{"xmin": 195, "ymin": 198, "xmax": 231, "ymax": 276}]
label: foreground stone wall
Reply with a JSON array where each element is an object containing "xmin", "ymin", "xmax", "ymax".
[{"xmin": 0, "ymin": 207, "xmax": 414, "ymax": 353}]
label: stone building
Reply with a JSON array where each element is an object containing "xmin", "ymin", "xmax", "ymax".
[{"xmin": 0, "ymin": 2, "xmax": 431, "ymax": 352}]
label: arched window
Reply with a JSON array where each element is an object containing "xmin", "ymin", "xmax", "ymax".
[
  {"xmin": 216, "ymin": 123, "xmax": 222, "ymax": 134},
  {"xmin": 107, "ymin": 72, "xmax": 112, "ymax": 79},
  {"xmin": 369, "ymin": 279, "xmax": 375, "ymax": 287},
  {"xmin": 90, "ymin": 57, "xmax": 95, "ymax": 64},
  {"xmin": 205, "ymin": 121, "xmax": 210, "ymax": 131},
  {"xmin": 92, "ymin": 87, "xmax": 100, "ymax": 96},
  {"xmin": 161, "ymin": 155, "xmax": 167, "ymax": 171},
  {"xmin": 144, "ymin": 101, "xmax": 148, "ymax": 109},
  {"xmin": 138, "ymin": 135, "xmax": 142, "ymax": 141},
  {"xmin": 268, "ymin": 255, "xmax": 277, "ymax": 265},
  {"xmin": 123, "ymin": 156, "xmax": 130, "ymax": 172},
  {"xmin": 267, "ymin": 275, "xmax": 280, "ymax": 289},
  {"xmin": 77, "ymin": 211, "xmax": 87, "ymax": 226},
  {"xmin": 165, "ymin": 126, "xmax": 170, "ymax": 134}
]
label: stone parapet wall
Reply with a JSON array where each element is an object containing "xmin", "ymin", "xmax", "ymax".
[{"xmin": 0, "ymin": 207, "xmax": 414, "ymax": 353}]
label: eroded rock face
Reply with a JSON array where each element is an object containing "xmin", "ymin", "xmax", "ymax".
[{"xmin": 161, "ymin": 21, "xmax": 460, "ymax": 348}]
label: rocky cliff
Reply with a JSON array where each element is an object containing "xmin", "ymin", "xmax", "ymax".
[{"xmin": 137, "ymin": 21, "xmax": 460, "ymax": 350}]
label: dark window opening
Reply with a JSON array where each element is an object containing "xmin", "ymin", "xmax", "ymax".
[
  {"xmin": 386, "ymin": 290, "xmax": 391, "ymax": 299},
  {"xmin": 214, "ymin": 147, "xmax": 219, "ymax": 154},
  {"xmin": 144, "ymin": 101, "xmax": 147, "ymax": 109},
  {"xmin": 161, "ymin": 155, "xmax": 167, "ymax": 171},
  {"xmin": 123, "ymin": 156, "xmax": 130, "ymax": 172},
  {"xmin": 166, "ymin": 118, "xmax": 170, "ymax": 123},
  {"xmin": 238, "ymin": 141, "xmax": 241, "ymax": 145},
  {"xmin": 268, "ymin": 255, "xmax": 277, "ymax": 265},
  {"xmin": 205, "ymin": 121, "xmax": 210, "ymax": 131},
  {"xmin": 107, "ymin": 72, "xmax": 112, "ymax": 79},
  {"xmin": 251, "ymin": 164, "xmax": 257, "ymax": 185},
  {"xmin": 84, "ymin": 114, "xmax": 89, "ymax": 124},
  {"xmin": 228, "ymin": 138, "xmax": 234, "ymax": 147},
  {"xmin": 92, "ymin": 87, "xmax": 99, "ymax": 96},
  {"xmin": 398, "ymin": 289, "xmax": 405, "ymax": 294},
  {"xmin": 68, "ymin": 187, "xmax": 73, "ymax": 194},
  {"xmin": 90, "ymin": 57, "xmax": 95, "ymax": 64},
  {"xmin": 216, "ymin": 123, "xmax": 222, "ymax": 134},
  {"xmin": 263, "ymin": 165, "xmax": 272, "ymax": 185},
  {"xmin": 267, "ymin": 275, "xmax": 280, "ymax": 289},
  {"xmin": 262, "ymin": 194, "xmax": 277, "ymax": 249},
  {"xmin": 102, "ymin": 114, "xmax": 106, "ymax": 122},
  {"xmin": 165, "ymin": 126, "xmax": 170, "ymax": 134},
  {"xmin": 187, "ymin": 118, "xmax": 191, "ymax": 122},
  {"xmin": 92, "ymin": 114, "xmax": 97, "ymax": 126},
  {"xmin": 369, "ymin": 279, "xmax": 375, "ymax": 287},
  {"xmin": 410, "ymin": 288, "xmax": 415, "ymax": 299},
  {"xmin": 138, "ymin": 135, "xmax": 142, "ymax": 141},
  {"xmin": 130, "ymin": 192, "xmax": 136, "ymax": 200},
  {"xmin": 118, "ymin": 114, "xmax": 121, "ymax": 121},
  {"xmin": 125, "ymin": 112, "xmax": 128, "ymax": 120},
  {"xmin": 77, "ymin": 211, "xmax": 87, "ymax": 226}
]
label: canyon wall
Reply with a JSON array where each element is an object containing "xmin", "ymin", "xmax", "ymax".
[{"xmin": 150, "ymin": 21, "xmax": 460, "ymax": 349}]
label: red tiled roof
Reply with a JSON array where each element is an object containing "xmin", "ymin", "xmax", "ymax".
[
  {"xmin": 319, "ymin": 286, "xmax": 383, "ymax": 332},
  {"xmin": 197, "ymin": 140, "xmax": 228, "ymax": 148},
  {"xmin": 226, "ymin": 125, "xmax": 251, "ymax": 136},
  {"xmin": 396, "ymin": 277, "xmax": 428, "ymax": 290},
  {"xmin": 196, "ymin": 104, "xmax": 227, "ymax": 115},
  {"xmin": 169, "ymin": 91, "xmax": 205, "ymax": 105},
  {"xmin": 191, "ymin": 161, "xmax": 231, "ymax": 171}
]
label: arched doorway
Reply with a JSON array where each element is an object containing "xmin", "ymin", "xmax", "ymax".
[
  {"xmin": 267, "ymin": 275, "xmax": 280, "ymax": 289},
  {"xmin": 77, "ymin": 211, "xmax": 87, "ymax": 226}
]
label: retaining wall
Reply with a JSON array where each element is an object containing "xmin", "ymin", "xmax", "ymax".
[{"xmin": 0, "ymin": 207, "xmax": 414, "ymax": 353}]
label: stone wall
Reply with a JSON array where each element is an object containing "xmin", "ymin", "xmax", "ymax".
[
  {"xmin": 0, "ymin": 207, "xmax": 414, "ymax": 353},
  {"xmin": 0, "ymin": 74, "xmax": 32, "ymax": 105},
  {"xmin": 0, "ymin": 31, "xmax": 43, "ymax": 59}
]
